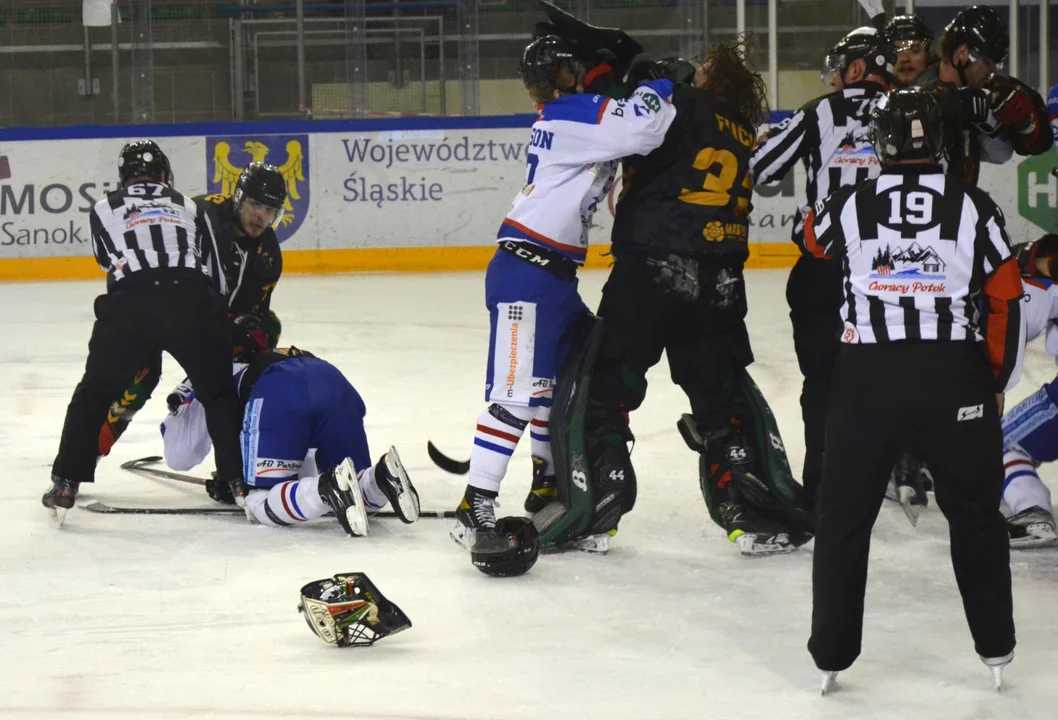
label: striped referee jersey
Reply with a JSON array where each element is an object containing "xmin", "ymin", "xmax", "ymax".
[
  {"xmin": 750, "ymin": 81, "xmax": 886, "ymax": 250},
  {"xmin": 90, "ymin": 180, "xmax": 225, "ymax": 293},
  {"xmin": 803, "ymin": 166, "xmax": 1024, "ymax": 391}
]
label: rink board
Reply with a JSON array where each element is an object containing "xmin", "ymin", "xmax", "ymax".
[{"xmin": 0, "ymin": 115, "xmax": 1053, "ymax": 281}]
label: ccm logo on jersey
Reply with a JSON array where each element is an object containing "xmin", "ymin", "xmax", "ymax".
[
  {"xmin": 957, "ymin": 405, "xmax": 984, "ymax": 421},
  {"xmin": 500, "ymin": 240, "xmax": 551, "ymax": 268}
]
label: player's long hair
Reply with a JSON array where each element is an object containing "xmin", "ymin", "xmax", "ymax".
[{"xmin": 697, "ymin": 36, "xmax": 770, "ymax": 130}]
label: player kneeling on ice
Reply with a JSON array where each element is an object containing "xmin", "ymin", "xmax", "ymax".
[
  {"xmin": 997, "ymin": 234, "xmax": 1058, "ymax": 548},
  {"xmin": 162, "ymin": 346, "xmax": 420, "ymax": 536},
  {"xmin": 449, "ymin": 34, "xmax": 675, "ymax": 567}
]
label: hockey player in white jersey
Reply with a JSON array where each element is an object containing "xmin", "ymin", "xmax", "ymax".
[
  {"xmin": 1000, "ymin": 237, "xmax": 1058, "ymax": 547},
  {"xmin": 450, "ymin": 35, "xmax": 675, "ymax": 567}
]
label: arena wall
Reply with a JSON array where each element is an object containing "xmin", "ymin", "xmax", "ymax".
[{"xmin": 0, "ymin": 114, "xmax": 1054, "ymax": 281}]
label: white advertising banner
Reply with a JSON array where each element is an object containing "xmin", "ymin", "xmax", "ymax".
[{"xmin": 0, "ymin": 121, "xmax": 1054, "ymax": 262}]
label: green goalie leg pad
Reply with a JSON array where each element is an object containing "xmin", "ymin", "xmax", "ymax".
[
  {"xmin": 728, "ymin": 368, "xmax": 816, "ymax": 534},
  {"xmin": 534, "ymin": 315, "xmax": 605, "ymax": 548}
]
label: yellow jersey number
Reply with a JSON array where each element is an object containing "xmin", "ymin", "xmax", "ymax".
[{"xmin": 678, "ymin": 149, "xmax": 753, "ymax": 227}]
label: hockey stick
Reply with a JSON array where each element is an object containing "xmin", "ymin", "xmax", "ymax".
[
  {"xmin": 426, "ymin": 442, "xmax": 470, "ymax": 475},
  {"xmin": 118, "ymin": 456, "xmax": 455, "ymax": 518},
  {"xmin": 121, "ymin": 456, "xmax": 206, "ymax": 485},
  {"xmin": 81, "ymin": 500, "xmax": 242, "ymax": 516},
  {"xmin": 81, "ymin": 500, "xmax": 456, "ymax": 519}
]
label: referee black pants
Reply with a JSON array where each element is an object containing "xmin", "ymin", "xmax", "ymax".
[
  {"xmin": 53, "ymin": 277, "xmax": 243, "ymax": 485},
  {"xmin": 786, "ymin": 253, "xmax": 845, "ymax": 499},
  {"xmin": 809, "ymin": 342, "xmax": 1014, "ymax": 671}
]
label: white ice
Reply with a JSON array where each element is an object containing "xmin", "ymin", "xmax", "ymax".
[{"xmin": 3, "ymin": 269, "xmax": 1058, "ymax": 720}]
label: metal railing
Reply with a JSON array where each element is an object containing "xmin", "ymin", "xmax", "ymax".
[{"xmin": 0, "ymin": 0, "xmax": 1051, "ymax": 127}]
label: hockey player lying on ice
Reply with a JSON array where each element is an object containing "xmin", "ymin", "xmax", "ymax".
[{"xmin": 161, "ymin": 343, "xmax": 420, "ymax": 536}]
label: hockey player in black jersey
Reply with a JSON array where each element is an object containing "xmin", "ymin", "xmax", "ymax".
[
  {"xmin": 917, "ymin": 5, "xmax": 1053, "ymax": 186},
  {"xmin": 564, "ymin": 40, "xmax": 814, "ymax": 556},
  {"xmin": 750, "ymin": 27, "xmax": 895, "ymax": 501},
  {"xmin": 88, "ymin": 162, "xmax": 288, "ymax": 464},
  {"xmin": 884, "ymin": 14, "xmax": 935, "ymax": 88}
]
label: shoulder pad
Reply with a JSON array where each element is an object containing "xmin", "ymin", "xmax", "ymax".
[
  {"xmin": 539, "ymin": 93, "xmax": 612, "ymax": 125},
  {"xmin": 196, "ymin": 193, "xmax": 232, "ymax": 206}
]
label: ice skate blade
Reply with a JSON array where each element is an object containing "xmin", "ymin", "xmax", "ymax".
[
  {"xmin": 897, "ymin": 486, "xmax": 926, "ymax": 527},
  {"xmin": 733, "ymin": 531, "xmax": 797, "ymax": 556},
  {"xmin": 335, "ymin": 459, "xmax": 369, "ymax": 537},
  {"xmin": 820, "ymin": 672, "xmax": 838, "ymax": 696},
  {"xmin": 449, "ymin": 519, "xmax": 477, "ymax": 551},
  {"xmin": 48, "ymin": 505, "xmax": 67, "ymax": 528},
  {"xmin": 1009, "ymin": 523, "xmax": 1057, "ymax": 549},
  {"xmin": 384, "ymin": 446, "xmax": 420, "ymax": 523}
]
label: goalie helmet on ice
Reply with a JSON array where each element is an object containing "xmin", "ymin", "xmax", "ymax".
[{"xmin": 297, "ymin": 573, "xmax": 411, "ymax": 647}]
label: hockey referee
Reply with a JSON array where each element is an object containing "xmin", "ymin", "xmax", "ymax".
[
  {"xmin": 803, "ymin": 90, "xmax": 1022, "ymax": 692},
  {"xmin": 45, "ymin": 140, "xmax": 247, "ymax": 521},
  {"xmin": 749, "ymin": 26, "xmax": 895, "ymax": 499}
]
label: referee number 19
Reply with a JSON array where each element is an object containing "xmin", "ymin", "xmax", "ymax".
[{"xmin": 887, "ymin": 190, "xmax": 934, "ymax": 225}]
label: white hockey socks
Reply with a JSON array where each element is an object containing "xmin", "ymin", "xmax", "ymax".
[
  {"xmin": 357, "ymin": 465, "xmax": 389, "ymax": 510},
  {"xmin": 1003, "ymin": 449, "xmax": 1053, "ymax": 515},
  {"xmin": 468, "ymin": 403, "xmax": 535, "ymax": 493},
  {"xmin": 246, "ymin": 476, "xmax": 330, "ymax": 526},
  {"xmin": 529, "ymin": 406, "xmax": 553, "ymax": 475}
]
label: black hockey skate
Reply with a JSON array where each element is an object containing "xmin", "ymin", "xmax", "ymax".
[
  {"xmin": 373, "ymin": 446, "xmax": 420, "ymax": 523},
  {"xmin": 451, "ymin": 485, "xmax": 498, "ymax": 551},
  {"xmin": 1006, "ymin": 506, "xmax": 1057, "ymax": 549},
  {"xmin": 696, "ymin": 423, "xmax": 805, "ymax": 556},
  {"xmin": 886, "ymin": 452, "xmax": 931, "ymax": 527},
  {"xmin": 524, "ymin": 455, "xmax": 557, "ymax": 515},
  {"xmin": 318, "ymin": 458, "xmax": 369, "ymax": 537},
  {"xmin": 42, "ymin": 475, "xmax": 79, "ymax": 526}
]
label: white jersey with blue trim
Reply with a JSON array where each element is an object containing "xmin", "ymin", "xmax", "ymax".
[
  {"xmin": 1021, "ymin": 277, "xmax": 1058, "ymax": 364},
  {"xmin": 1049, "ymin": 83, "xmax": 1058, "ymax": 152},
  {"xmin": 497, "ymin": 79, "xmax": 677, "ymax": 264}
]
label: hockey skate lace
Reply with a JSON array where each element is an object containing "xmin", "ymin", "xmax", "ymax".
[{"xmin": 473, "ymin": 495, "xmax": 498, "ymax": 528}]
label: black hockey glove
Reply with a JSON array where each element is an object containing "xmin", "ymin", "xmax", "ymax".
[
  {"xmin": 206, "ymin": 472, "xmax": 236, "ymax": 505},
  {"xmin": 958, "ymin": 87, "xmax": 991, "ymax": 126}
]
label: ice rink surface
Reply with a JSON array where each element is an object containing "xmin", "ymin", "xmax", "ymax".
[{"xmin": 3, "ymin": 268, "xmax": 1058, "ymax": 720}]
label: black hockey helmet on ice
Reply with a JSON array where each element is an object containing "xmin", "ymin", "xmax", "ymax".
[
  {"xmin": 117, "ymin": 140, "xmax": 173, "ymax": 187},
  {"xmin": 870, "ymin": 88, "xmax": 944, "ymax": 163},
  {"xmin": 822, "ymin": 26, "xmax": 897, "ymax": 83},
  {"xmin": 471, "ymin": 516, "xmax": 541, "ymax": 577},
  {"xmin": 297, "ymin": 572, "xmax": 412, "ymax": 647},
  {"xmin": 939, "ymin": 5, "xmax": 1008, "ymax": 68},
  {"xmin": 519, "ymin": 35, "xmax": 584, "ymax": 93},
  {"xmin": 884, "ymin": 14, "xmax": 934, "ymax": 49}
]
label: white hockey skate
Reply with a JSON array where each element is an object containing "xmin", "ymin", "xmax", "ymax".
[
  {"xmin": 319, "ymin": 458, "xmax": 370, "ymax": 537},
  {"xmin": 376, "ymin": 446, "xmax": 420, "ymax": 523},
  {"xmin": 980, "ymin": 651, "xmax": 1013, "ymax": 692},
  {"xmin": 1006, "ymin": 507, "xmax": 1057, "ymax": 549}
]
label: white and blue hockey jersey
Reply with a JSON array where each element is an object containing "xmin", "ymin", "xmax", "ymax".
[
  {"xmin": 497, "ymin": 79, "xmax": 677, "ymax": 264},
  {"xmin": 1021, "ymin": 277, "xmax": 1058, "ymax": 365}
]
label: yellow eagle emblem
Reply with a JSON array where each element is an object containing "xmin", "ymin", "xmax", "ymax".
[{"xmin": 212, "ymin": 140, "xmax": 305, "ymax": 228}]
